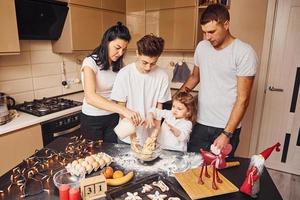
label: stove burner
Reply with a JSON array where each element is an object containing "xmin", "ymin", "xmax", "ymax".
[{"xmin": 15, "ymin": 97, "xmax": 82, "ymax": 117}]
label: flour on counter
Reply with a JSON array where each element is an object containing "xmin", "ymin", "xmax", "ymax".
[{"xmin": 113, "ymin": 149, "xmax": 202, "ymax": 176}]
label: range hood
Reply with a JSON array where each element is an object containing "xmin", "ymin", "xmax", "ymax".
[{"xmin": 14, "ymin": 0, "xmax": 69, "ymax": 40}]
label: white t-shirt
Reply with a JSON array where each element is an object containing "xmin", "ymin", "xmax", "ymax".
[
  {"xmin": 111, "ymin": 62, "xmax": 171, "ymax": 144},
  {"xmin": 81, "ymin": 56, "xmax": 117, "ymax": 116},
  {"xmin": 150, "ymin": 108, "xmax": 192, "ymax": 152},
  {"xmin": 194, "ymin": 39, "xmax": 257, "ymax": 128}
]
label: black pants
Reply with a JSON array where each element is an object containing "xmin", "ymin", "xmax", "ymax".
[
  {"xmin": 187, "ymin": 123, "xmax": 241, "ymax": 158},
  {"xmin": 80, "ymin": 113, "xmax": 119, "ymax": 143}
]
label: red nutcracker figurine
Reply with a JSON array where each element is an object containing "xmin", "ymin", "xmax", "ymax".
[{"xmin": 240, "ymin": 142, "xmax": 281, "ymax": 198}]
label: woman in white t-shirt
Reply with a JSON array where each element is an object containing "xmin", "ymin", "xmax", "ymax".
[
  {"xmin": 80, "ymin": 22, "xmax": 142, "ymax": 142},
  {"xmin": 146, "ymin": 92, "xmax": 197, "ymax": 152}
]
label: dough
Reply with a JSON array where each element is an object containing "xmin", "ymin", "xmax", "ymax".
[
  {"xmin": 124, "ymin": 192, "xmax": 142, "ymax": 200},
  {"xmin": 147, "ymin": 191, "xmax": 167, "ymax": 200},
  {"xmin": 152, "ymin": 180, "xmax": 169, "ymax": 192},
  {"xmin": 141, "ymin": 184, "xmax": 153, "ymax": 193}
]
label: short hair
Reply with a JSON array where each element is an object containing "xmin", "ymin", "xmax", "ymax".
[
  {"xmin": 200, "ymin": 4, "xmax": 230, "ymax": 25},
  {"xmin": 172, "ymin": 92, "xmax": 197, "ymax": 124},
  {"xmin": 137, "ymin": 34, "xmax": 164, "ymax": 57}
]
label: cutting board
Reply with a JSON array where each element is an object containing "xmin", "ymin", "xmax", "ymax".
[{"xmin": 175, "ymin": 167, "xmax": 239, "ymax": 199}]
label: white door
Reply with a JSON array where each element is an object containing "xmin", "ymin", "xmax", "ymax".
[{"xmin": 258, "ymin": 0, "xmax": 300, "ymax": 175}]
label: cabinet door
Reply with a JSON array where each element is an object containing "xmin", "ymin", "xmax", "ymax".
[
  {"xmin": 127, "ymin": 0, "xmax": 145, "ymax": 13},
  {"xmin": 68, "ymin": 0, "xmax": 101, "ymax": 8},
  {"xmin": 102, "ymin": 11, "xmax": 126, "ymax": 33},
  {"xmin": 146, "ymin": 0, "xmax": 196, "ymax": 11},
  {"xmin": 71, "ymin": 5, "xmax": 102, "ymax": 51},
  {"xmin": 101, "ymin": 0, "xmax": 126, "ymax": 12},
  {"xmin": 0, "ymin": 0, "xmax": 20, "ymax": 55},
  {"xmin": 146, "ymin": 7, "xmax": 196, "ymax": 50},
  {"xmin": 0, "ymin": 125, "xmax": 42, "ymax": 176}
]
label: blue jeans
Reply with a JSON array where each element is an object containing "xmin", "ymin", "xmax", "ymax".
[{"xmin": 187, "ymin": 123, "xmax": 241, "ymax": 158}]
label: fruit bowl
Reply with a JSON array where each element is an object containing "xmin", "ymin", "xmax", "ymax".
[
  {"xmin": 132, "ymin": 144, "xmax": 162, "ymax": 162},
  {"xmin": 53, "ymin": 168, "xmax": 85, "ymax": 189}
]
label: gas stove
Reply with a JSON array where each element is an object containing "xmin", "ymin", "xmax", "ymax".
[{"xmin": 15, "ymin": 97, "xmax": 82, "ymax": 117}]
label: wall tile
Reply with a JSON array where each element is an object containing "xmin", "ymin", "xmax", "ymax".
[
  {"xmin": 64, "ymin": 61, "xmax": 79, "ymax": 73},
  {"xmin": 30, "ymin": 50, "xmax": 62, "ymax": 64},
  {"xmin": 33, "ymin": 75, "xmax": 62, "ymax": 90},
  {"xmin": 62, "ymin": 83, "xmax": 83, "ymax": 94},
  {"xmin": 30, "ymin": 40, "xmax": 52, "ymax": 51},
  {"xmin": 31, "ymin": 62, "xmax": 61, "ymax": 77},
  {"xmin": 0, "ymin": 52, "xmax": 31, "ymax": 66},
  {"xmin": 0, "ymin": 78, "xmax": 33, "ymax": 94},
  {"xmin": 12, "ymin": 91, "xmax": 35, "ymax": 104},
  {"xmin": 34, "ymin": 87, "xmax": 62, "ymax": 99},
  {"xmin": 0, "ymin": 65, "xmax": 32, "ymax": 81}
]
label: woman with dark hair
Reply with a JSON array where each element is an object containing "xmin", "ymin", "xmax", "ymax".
[{"xmin": 80, "ymin": 22, "xmax": 142, "ymax": 142}]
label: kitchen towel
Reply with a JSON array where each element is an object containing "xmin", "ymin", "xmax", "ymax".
[{"xmin": 171, "ymin": 61, "xmax": 191, "ymax": 83}]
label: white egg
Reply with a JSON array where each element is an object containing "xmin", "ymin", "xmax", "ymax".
[
  {"xmin": 85, "ymin": 164, "xmax": 93, "ymax": 174},
  {"xmin": 85, "ymin": 156, "xmax": 95, "ymax": 164},
  {"xmin": 98, "ymin": 158, "xmax": 105, "ymax": 168},
  {"xmin": 72, "ymin": 160, "xmax": 79, "ymax": 166},
  {"xmin": 81, "ymin": 160, "xmax": 88, "ymax": 167},
  {"xmin": 92, "ymin": 161, "xmax": 99, "ymax": 171}
]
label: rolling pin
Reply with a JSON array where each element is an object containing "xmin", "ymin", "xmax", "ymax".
[{"xmin": 225, "ymin": 161, "xmax": 240, "ymax": 168}]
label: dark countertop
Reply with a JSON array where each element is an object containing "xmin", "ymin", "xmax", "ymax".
[{"xmin": 0, "ymin": 137, "xmax": 282, "ymax": 200}]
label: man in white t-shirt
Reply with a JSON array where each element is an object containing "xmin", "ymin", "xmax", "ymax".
[
  {"xmin": 177, "ymin": 4, "xmax": 258, "ymax": 157},
  {"xmin": 111, "ymin": 34, "xmax": 171, "ymax": 145}
]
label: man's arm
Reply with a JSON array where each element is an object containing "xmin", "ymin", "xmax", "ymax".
[
  {"xmin": 175, "ymin": 66, "xmax": 200, "ymax": 96},
  {"xmin": 213, "ymin": 76, "xmax": 255, "ymax": 149}
]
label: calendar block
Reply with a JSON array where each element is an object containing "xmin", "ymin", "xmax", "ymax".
[{"xmin": 80, "ymin": 174, "xmax": 107, "ymax": 200}]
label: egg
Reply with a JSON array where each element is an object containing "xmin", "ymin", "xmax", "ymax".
[
  {"xmin": 102, "ymin": 155, "xmax": 111, "ymax": 165},
  {"xmin": 85, "ymin": 164, "xmax": 93, "ymax": 174},
  {"xmin": 72, "ymin": 160, "xmax": 79, "ymax": 166},
  {"xmin": 92, "ymin": 161, "xmax": 100, "ymax": 171},
  {"xmin": 77, "ymin": 158, "xmax": 84, "ymax": 164},
  {"xmin": 81, "ymin": 160, "xmax": 88, "ymax": 167},
  {"xmin": 85, "ymin": 156, "xmax": 95, "ymax": 164},
  {"xmin": 98, "ymin": 158, "xmax": 105, "ymax": 168}
]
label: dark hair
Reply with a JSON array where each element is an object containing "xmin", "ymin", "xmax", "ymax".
[
  {"xmin": 200, "ymin": 4, "xmax": 230, "ymax": 25},
  {"xmin": 137, "ymin": 34, "xmax": 164, "ymax": 57},
  {"xmin": 89, "ymin": 22, "xmax": 131, "ymax": 72},
  {"xmin": 173, "ymin": 92, "xmax": 197, "ymax": 124}
]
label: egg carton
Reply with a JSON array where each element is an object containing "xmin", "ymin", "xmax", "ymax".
[{"xmin": 65, "ymin": 152, "xmax": 112, "ymax": 176}]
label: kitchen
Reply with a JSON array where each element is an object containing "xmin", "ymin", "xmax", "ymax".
[{"xmin": 0, "ymin": 0, "xmax": 299, "ymax": 199}]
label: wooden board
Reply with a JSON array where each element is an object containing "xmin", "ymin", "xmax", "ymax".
[{"xmin": 175, "ymin": 167, "xmax": 239, "ymax": 199}]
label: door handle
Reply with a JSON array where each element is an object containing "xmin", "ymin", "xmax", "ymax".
[{"xmin": 268, "ymin": 86, "xmax": 284, "ymax": 92}]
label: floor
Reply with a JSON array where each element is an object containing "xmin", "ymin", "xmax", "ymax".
[{"xmin": 267, "ymin": 168, "xmax": 300, "ymax": 200}]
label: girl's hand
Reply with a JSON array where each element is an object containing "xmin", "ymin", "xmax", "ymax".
[
  {"xmin": 144, "ymin": 113, "xmax": 155, "ymax": 129},
  {"xmin": 124, "ymin": 109, "xmax": 142, "ymax": 126},
  {"xmin": 166, "ymin": 122, "xmax": 181, "ymax": 137}
]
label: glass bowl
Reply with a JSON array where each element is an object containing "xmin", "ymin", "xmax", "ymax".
[
  {"xmin": 132, "ymin": 144, "xmax": 162, "ymax": 162},
  {"xmin": 53, "ymin": 168, "xmax": 85, "ymax": 189}
]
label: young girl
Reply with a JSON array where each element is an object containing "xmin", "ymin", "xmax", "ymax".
[{"xmin": 145, "ymin": 92, "xmax": 196, "ymax": 152}]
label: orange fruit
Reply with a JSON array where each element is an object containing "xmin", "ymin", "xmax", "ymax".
[
  {"xmin": 103, "ymin": 166, "xmax": 114, "ymax": 179},
  {"xmin": 113, "ymin": 170, "xmax": 124, "ymax": 179}
]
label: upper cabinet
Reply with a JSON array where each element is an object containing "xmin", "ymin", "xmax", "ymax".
[
  {"xmin": 126, "ymin": 0, "xmax": 145, "ymax": 50},
  {"xmin": 102, "ymin": 0, "xmax": 126, "ymax": 12},
  {"xmin": 52, "ymin": 0, "xmax": 125, "ymax": 53},
  {"xmin": 0, "ymin": 0, "xmax": 20, "ymax": 55},
  {"xmin": 146, "ymin": 7, "xmax": 197, "ymax": 51},
  {"xmin": 145, "ymin": 0, "xmax": 196, "ymax": 10}
]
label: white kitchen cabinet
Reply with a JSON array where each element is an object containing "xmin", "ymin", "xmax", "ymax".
[{"xmin": 0, "ymin": 0, "xmax": 20, "ymax": 55}]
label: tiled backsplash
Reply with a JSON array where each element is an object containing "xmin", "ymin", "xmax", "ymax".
[
  {"xmin": 0, "ymin": 40, "xmax": 86, "ymax": 103},
  {"xmin": 0, "ymin": 40, "xmax": 198, "ymax": 103}
]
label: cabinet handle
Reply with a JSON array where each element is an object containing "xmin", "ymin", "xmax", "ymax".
[{"xmin": 268, "ymin": 86, "xmax": 284, "ymax": 92}]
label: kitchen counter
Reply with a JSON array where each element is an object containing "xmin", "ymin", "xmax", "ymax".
[
  {"xmin": 0, "ymin": 92, "xmax": 84, "ymax": 135},
  {"xmin": 0, "ymin": 137, "xmax": 282, "ymax": 200}
]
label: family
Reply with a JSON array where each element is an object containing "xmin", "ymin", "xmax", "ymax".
[{"xmin": 80, "ymin": 4, "xmax": 257, "ymax": 158}]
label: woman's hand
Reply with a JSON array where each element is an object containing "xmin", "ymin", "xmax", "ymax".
[
  {"xmin": 123, "ymin": 109, "xmax": 142, "ymax": 126},
  {"xmin": 144, "ymin": 112, "xmax": 155, "ymax": 129}
]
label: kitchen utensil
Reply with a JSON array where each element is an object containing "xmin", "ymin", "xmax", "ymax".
[{"xmin": 0, "ymin": 92, "xmax": 15, "ymax": 125}]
